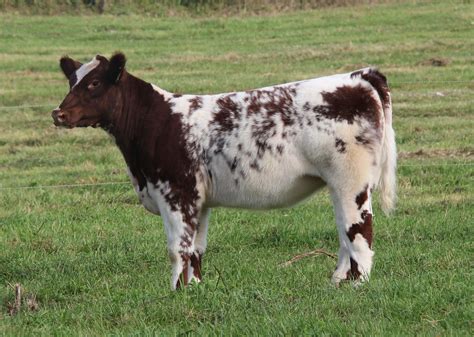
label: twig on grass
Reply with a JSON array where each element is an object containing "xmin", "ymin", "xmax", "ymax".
[
  {"xmin": 213, "ymin": 265, "xmax": 229, "ymax": 294},
  {"xmin": 7, "ymin": 284, "xmax": 22, "ymax": 316},
  {"xmin": 279, "ymin": 249, "xmax": 337, "ymax": 267},
  {"xmin": 5, "ymin": 283, "xmax": 39, "ymax": 316}
]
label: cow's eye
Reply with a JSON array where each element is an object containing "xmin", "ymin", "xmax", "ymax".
[{"xmin": 88, "ymin": 80, "xmax": 101, "ymax": 90}]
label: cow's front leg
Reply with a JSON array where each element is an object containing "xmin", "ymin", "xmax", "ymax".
[
  {"xmin": 155, "ymin": 192, "xmax": 204, "ymax": 290},
  {"xmin": 161, "ymin": 209, "xmax": 199, "ymax": 290},
  {"xmin": 188, "ymin": 208, "xmax": 210, "ymax": 282}
]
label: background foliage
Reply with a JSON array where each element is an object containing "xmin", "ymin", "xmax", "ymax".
[{"xmin": 1, "ymin": 0, "xmax": 399, "ymax": 15}]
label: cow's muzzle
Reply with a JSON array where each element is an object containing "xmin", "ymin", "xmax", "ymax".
[{"xmin": 51, "ymin": 108, "xmax": 68, "ymax": 127}]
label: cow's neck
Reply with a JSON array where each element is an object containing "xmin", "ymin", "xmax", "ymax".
[
  {"xmin": 107, "ymin": 73, "xmax": 150, "ymax": 140},
  {"xmin": 107, "ymin": 72, "xmax": 173, "ymax": 188}
]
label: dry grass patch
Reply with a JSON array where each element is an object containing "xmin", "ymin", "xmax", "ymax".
[{"xmin": 399, "ymin": 148, "xmax": 474, "ymax": 160}]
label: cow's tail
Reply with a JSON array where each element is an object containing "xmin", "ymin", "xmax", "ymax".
[
  {"xmin": 356, "ymin": 68, "xmax": 397, "ymax": 214},
  {"xmin": 379, "ymin": 90, "xmax": 397, "ymax": 215}
]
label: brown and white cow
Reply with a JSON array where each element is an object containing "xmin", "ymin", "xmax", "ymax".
[{"xmin": 52, "ymin": 53, "xmax": 396, "ymax": 290}]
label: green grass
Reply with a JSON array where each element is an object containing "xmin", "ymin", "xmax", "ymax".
[{"xmin": 1, "ymin": 1, "xmax": 473, "ymax": 335}]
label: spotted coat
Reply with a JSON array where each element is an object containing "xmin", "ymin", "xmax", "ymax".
[{"xmin": 52, "ymin": 53, "xmax": 397, "ymax": 289}]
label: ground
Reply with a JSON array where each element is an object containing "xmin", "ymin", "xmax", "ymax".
[{"xmin": 0, "ymin": 1, "xmax": 473, "ymax": 335}]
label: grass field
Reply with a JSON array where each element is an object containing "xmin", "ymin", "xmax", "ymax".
[{"xmin": 1, "ymin": 1, "xmax": 473, "ymax": 335}]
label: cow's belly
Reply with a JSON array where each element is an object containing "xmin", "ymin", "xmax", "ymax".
[{"xmin": 207, "ymin": 157, "xmax": 326, "ymax": 209}]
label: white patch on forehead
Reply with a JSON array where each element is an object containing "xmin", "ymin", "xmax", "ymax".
[{"xmin": 72, "ymin": 56, "xmax": 100, "ymax": 89}]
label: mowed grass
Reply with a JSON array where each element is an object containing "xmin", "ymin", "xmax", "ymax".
[{"xmin": 0, "ymin": 1, "xmax": 473, "ymax": 335}]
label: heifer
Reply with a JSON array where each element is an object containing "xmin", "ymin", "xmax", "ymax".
[{"xmin": 52, "ymin": 53, "xmax": 396, "ymax": 289}]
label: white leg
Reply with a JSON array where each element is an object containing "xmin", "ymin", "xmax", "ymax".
[
  {"xmin": 186, "ymin": 208, "xmax": 210, "ymax": 284},
  {"xmin": 331, "ymin": 196, "xmax": 351, "ymax": 284},
  {"xmin": 161, "ymin": 206, "xmax": 197, "ymax": 290},
  {"xmin": 332, "ymin": 235, "xmax": 351, "ymax": 285},
  {"xmin": 330, "ymin": 184, "xmax": 374, "ymax": 285},
  {"xmin": 148, "ymin": 181, "xmax": 201, "ymax": 290},
  {"xmin": 194, "ymin": 208, "xmax": 210, "ymax": 255}
]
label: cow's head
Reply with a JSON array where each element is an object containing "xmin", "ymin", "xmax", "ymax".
[{"xmin": 52, "ymin": 53, "xmax": 126, "ymax": 128}]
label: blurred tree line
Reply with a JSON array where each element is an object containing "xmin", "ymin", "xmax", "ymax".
[{"xmin": 0, "ymin": 0, "xmax": 389, "ymax": 15}]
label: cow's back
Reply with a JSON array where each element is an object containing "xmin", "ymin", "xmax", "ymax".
[{"xmin": 165, "ymin": 71, "xmax": 382, "ymax": 209}]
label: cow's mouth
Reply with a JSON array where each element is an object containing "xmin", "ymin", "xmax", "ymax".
[{"xmin": 52, "ymin": 113, "xmax": 101, "ymax": 128}]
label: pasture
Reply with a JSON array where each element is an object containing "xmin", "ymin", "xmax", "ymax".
[{"xmin": 0, "ymin": 1, "xmax": 473, "ymax": 335}]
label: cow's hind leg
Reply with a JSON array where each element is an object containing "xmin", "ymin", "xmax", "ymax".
[{"xmin": 330, "ymin": 183, "xmax": 375, "ymax": 286}]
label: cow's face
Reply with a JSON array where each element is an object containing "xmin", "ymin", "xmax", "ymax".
[{"xmin": 52, "ymin": 53, "xmax": 126, "ymax": 128}]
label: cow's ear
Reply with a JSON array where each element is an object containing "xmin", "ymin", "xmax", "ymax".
[
  {"xmin": 60, "ymin": 56, "xmax": 82, "ymax": 80},
  {"xmin": 107, "ymin": 52, "xmax": 126, "ymax": 83}
]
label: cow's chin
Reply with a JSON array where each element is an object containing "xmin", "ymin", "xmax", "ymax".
[{"xmin": 75, "ymin": 117, "xmax": 102, "ymax": 128}]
